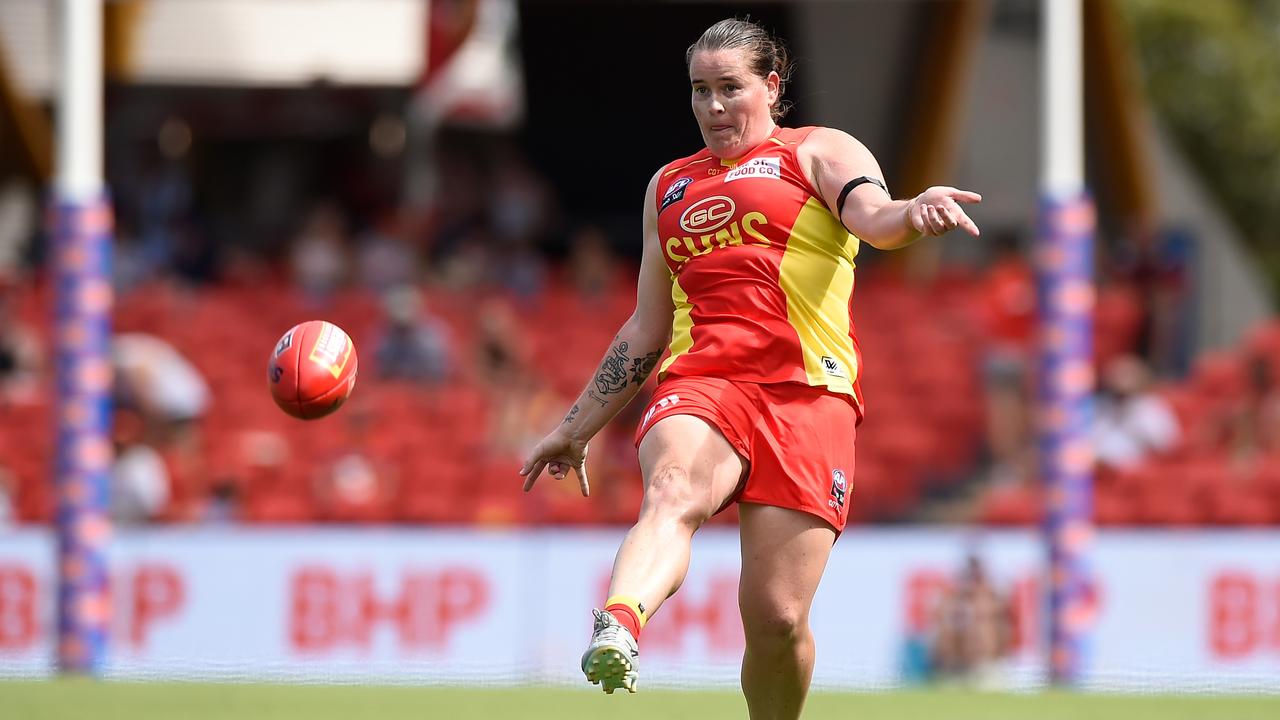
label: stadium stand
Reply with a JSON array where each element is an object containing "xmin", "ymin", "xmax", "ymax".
[
  {"xmin": 980, "ymin": 318, "xmax": 1280, "ymax": 526},
  {"xmin": 4, "ymin": 265, "xmax": 1276, "ymax": 528},
  {"xmin": 0, "ymin": 265, "xmax": 992, "ymax": 526}
]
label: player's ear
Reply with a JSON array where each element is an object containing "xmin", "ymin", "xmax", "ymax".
[{"xmin": 766, "ymin": 71, "xmax": 780, "ymax": 106}]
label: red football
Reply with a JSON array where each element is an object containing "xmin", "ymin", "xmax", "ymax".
[{"xmin": 268, "ymin": 320, "xmax": 358, "ymax": 420}]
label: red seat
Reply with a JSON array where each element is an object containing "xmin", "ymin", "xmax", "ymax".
[
  {"xmin": 592, "ymin": 477, "xmax": 643, "ymax": 525},
  {"xmin": 979, "ymin": 483, "xmax": 1042, "ymax": 526},
  {"xmin": 539, "ymin": 494, "xmax": 600, "ymax": 525},
  {"xmin": 1135, "ymin": 485, "xmax": 1204, "ymax": 526},
  {"xmin": 1191, "ymin": 351, "xmax": 1248, "ymax": 405},
  {"xmin": 15, "ymin": 464, "xmax": 53, "ymax": 523},
  {"xmin": 844, "ymin": 456, "xmax": 919, "ymax": 521},
  {"xmin": 1175, "ymin": 455, "xmax": 1240, "ymax": 493},
  {"xmin": 1245, "ymin": 320, "xmax": 1280, "ymax": 362},
  {"xmin": 397, "ymin": 487, "xmax": 465, "ymax": 524},
  {"xmin": 241, "ymin": 493, "xmax": 314, "ymax": 524},
  {"xmin": 1094, "ymin": 486, "xmax": 1139, "ymax": 526},
  {"xmin": 1204, "ymin": 486, "xmax": 1276, "ymax": 526}
]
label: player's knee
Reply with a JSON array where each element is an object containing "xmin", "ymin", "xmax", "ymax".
[
  {"xmin": 741, "ymin": 599, "xmax": 809, "ymax": 647},
  {"xmin": 640, "ymin": 463, "xmax": 713, "ymax": 527}
]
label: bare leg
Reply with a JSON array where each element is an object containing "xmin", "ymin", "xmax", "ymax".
[
  {"xmin": 738, "ymin": 503, "xmax": 836, "ymax": 720},
  {"xmin": 607, "ymin": 414, "xmax": 745, "ymax": 618}
]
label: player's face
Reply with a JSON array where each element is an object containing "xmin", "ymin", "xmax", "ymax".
[{"xmin": 689, "ymin": 49, "xmax": 779, "ymax": 160}]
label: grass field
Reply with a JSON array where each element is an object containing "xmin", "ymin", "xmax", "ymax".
[{"xmin": 3, "ymin": 681, "xmax": 1279, "ymax": 720}]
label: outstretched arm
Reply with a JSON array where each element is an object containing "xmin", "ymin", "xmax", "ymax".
[
  {"xmin": 519, "ymin": 169, "xmax": 674, "ymax": 496},
  {"xmin": 799, "ymin": 127, "xmax": 982, "ymax": 250}
]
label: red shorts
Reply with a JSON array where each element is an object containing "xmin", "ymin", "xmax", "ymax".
[{"xmin": 633, "ymin": 374, "xmax": 858, "ymax": 532}]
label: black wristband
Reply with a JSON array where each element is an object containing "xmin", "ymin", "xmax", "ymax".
[{"xmin": 836, "ymin": 176, "xmax": 889, "ymax": 218}]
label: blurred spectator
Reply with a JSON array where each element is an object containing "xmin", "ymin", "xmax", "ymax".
[
  {"xmin": 426, "ymin": 146, "xmax": 488, "ymax": 263},
  {"xmin": 170, "ymin": 217, "xmax": 220, "ymax": 287},
  {"xmin": 494, "ymin": 237, "xmax": 549, "ymax": 300},
  {"xmin": 435, "ymin": 227, "xmax": 496, "ymax": 292},
  {"xmin": 473, "ymin": 298, "xmax": 557, "ymax": 457},
  {"xmin": 112, "ymin": 220, "xmax": 152, "ymax": 293},
  {"xmin": 1109, "ymin": 223, "xmax": 1193, "ymax": 377},
  {"xmin": 112, "ymin": 333, "xmax": 210, "ymax": 440},
  {"xmin": 488, "ymin": 147, "xmax": 556, "ymax": 248},
  {"xmin": 486, "ymin": 149, "xmax": 555, "ymax": 299},
  {"xmin": 245, "ymin": 148, "xmax": 308, "ymax": 255},
  {"xmin": 978, "ymin": 230, "xmax": 1035, "ymax": 485},
  {"xmin": 931, "ymin": 554, "xmax": 1012, "ymax": 687},
  {"xmin": 111, "ymin": 332, "xmax": 210, "ymax": 507},
  {"xmin": 357, "ymin": 209, "xmax": 422, "ymax": 292},
  {"xmin": 474, "ymin": 296, "xmax": 527, "ymax": 381},
  {"xmin": 219, "ymin": 243, "xmax": 274, "ymax": 289},
  {"xmin": 201, "ymin": 478, "xmax": 241, "ymax": 525},
  {"xmin": 0, "ymin": 180, "xmax": 37, "ymax": 278},
  {"xmin": 290, "ymin": 202, "xmax": 351, "ymax": 302},
  {"xmin": 1150, "ymin": 228, "xmax": 1195, "ymax": 376},
  {"xmin": 374, "ymin": 285, "xmax": 453, "ymax": 382},
  {"xmin": 314, "ymin": 453, "xmax": 385, "ymax": 519},
  {"xmin": 136, "ymin": 156, "xmax": 195, "ymax": 278},
  {"xmin": 1092, "ymin": 354, "xmax": 1181, "ymax": 470},
  {"xmin": 490, "ymin": 373, "xmax": 566, "ymax": 462},
  {"xmin": 0, "ymin": 283, "xmax": 43, "ymax": 406},
  {"xmin": 1093, "ymin": 279, "xmax": 1147, "ymax": 372},
  {"xmin": 312, "ymin": 409, "xmax": 396, "ymax": 522},
  {"xmin": 230, "ymin": 429, "xmax": 293, "ymax": 523},
  {"xmin": 567, "ymin": 224, "xmax": 620, "ymax": 300},
  {"xmin": 0, "ymin": 465, "xmax": 15, "ymax": 528},
  {"xmin": 1229, "ymin": 354, "xmax": 1280, "ymax": 460},
  {"xmin": 110, "ymin": 408, "xmax": 171, "ymax": 525}
]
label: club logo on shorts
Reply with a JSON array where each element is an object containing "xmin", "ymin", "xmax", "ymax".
[
  {"xmin": 829, "ymin": 469, "xmax": 848, "ymax": 510},
  {"xmin": 660, "ymin": 176, "xmax": 693, "ymax": 213}
]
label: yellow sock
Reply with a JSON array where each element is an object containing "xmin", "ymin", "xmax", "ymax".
[{"xmin": 604, "ymin": 595, "xmax": 647, "ymax": 638}]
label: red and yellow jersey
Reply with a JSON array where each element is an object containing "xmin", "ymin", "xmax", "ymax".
[{"xmin": 655, "ymin": 125, "xmax": 864, "ymax": 415}]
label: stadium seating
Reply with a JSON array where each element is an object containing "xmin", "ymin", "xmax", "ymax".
[
  {"xmin": 972, "ymin": 315, "xmax": 1280, "ymax": 527},
  {"xmin": 20, "ymin": 273, "xmax": 1280, "ymax": 528}
]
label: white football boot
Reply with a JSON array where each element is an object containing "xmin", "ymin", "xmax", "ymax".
[{"xmin": 580, "ymin": 608, "xmax": 639, "ymax": 694}]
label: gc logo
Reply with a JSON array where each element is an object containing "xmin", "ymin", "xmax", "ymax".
[{"xmin": 679, "ymin": 196, "xmax": 736, "ymax": 234}]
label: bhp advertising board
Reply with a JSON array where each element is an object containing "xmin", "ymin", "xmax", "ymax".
[{"xmin": 0, "ymin": 528, "xmax": 1277, "ymax": 690}]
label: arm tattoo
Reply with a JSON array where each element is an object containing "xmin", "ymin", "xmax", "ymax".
[
  {"xmin": 629, "ymin": 350, "xmax": 661, "ymax": 385},
  {"xmin": 586, "ymin": 391, "xmax": 610, "ymax": 408},
  {"xmin": 563, "ymin": 404, "xmax": 581, "ymax": 424},
  {"xmin": 594, "ymin": 340, "xmax": 630, "ymax": 395}
]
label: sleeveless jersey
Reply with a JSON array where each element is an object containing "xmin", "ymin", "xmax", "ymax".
[{"xmin": 654, "ymin": 125, "xmax": 865, "ymax": 415}]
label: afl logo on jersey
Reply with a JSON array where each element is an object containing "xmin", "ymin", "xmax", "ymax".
[
  {"xmin": 680, "ymin": 196, "xmax": 736, "ymax": 234},
  {"xmin": 660, "ymin": 176, "xmax": 694, "ymax": 212}
]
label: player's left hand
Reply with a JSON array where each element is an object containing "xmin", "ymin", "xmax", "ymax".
[{"xmin": 907, "ymin": 186, "xmax": 982, "ymax": 237}]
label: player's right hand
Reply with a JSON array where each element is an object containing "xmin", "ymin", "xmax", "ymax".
[{"xmin": 519, "ymin": 430, "xmax": 590, "ymax": 497}]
